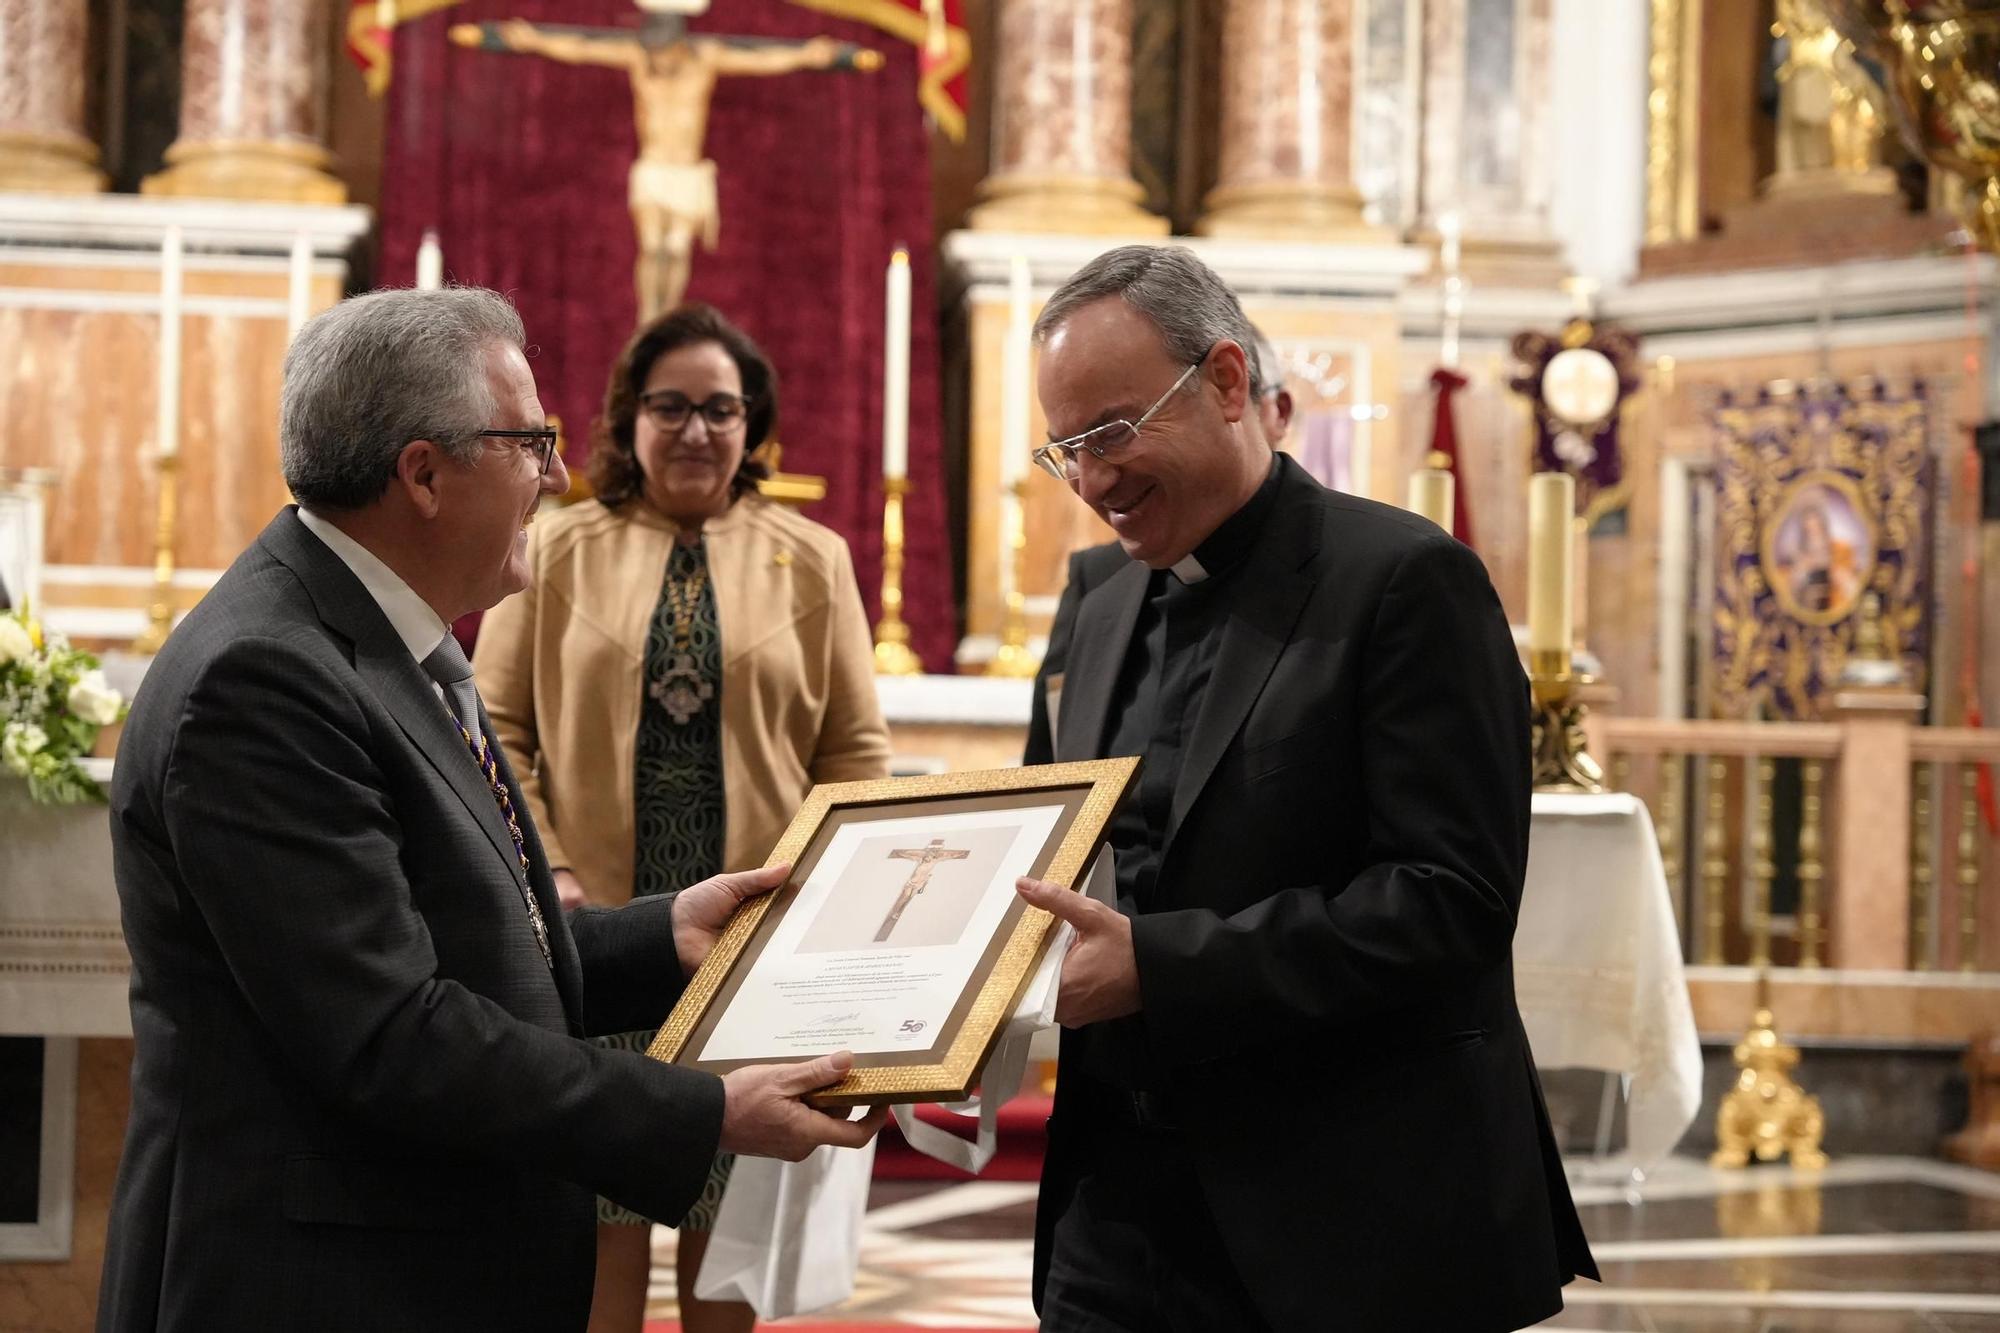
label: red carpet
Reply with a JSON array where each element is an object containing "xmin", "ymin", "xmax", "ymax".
[{"xmin": 870, "ymin": 1092, "xmax": 1051, "ymax": 1181}]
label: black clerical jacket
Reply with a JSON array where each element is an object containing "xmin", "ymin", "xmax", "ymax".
[{"xmin": 1026, "ymin": 456, "xmax": 1596, "ymax": 1332}]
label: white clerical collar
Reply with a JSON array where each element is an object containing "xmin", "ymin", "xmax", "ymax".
[
  {"xmin": 296, "ymin": 506, "xmax": 452, "ymax": 664},
  {"xmin": 1170, "ymin": 552, "xmax": 1209, "ymax": 585}
]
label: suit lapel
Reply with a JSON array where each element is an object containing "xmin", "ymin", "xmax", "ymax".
[
  {"xmin": 1162, "ymin": 462, "xmax": 1325, "ymax": 862},
  {"xmin": 1054, "ymin": 559, "xmax": 1150, "ymax": 763}
]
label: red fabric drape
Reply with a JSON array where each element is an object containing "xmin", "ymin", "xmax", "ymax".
[
  {"xmin": 1426, "ymin": 367, "xmax": 1474, "ymax": 548},
  {"xmin": 380, "ymin": 0, "xmax": 953, "ymax": 671}
]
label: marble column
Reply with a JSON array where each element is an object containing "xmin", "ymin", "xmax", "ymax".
[
  {"xmin": 1415, "ymin": 0, "xmax": 1562, "ymax": 281},
  {"xmin": 1199, "ymin": 0, "xmax": 1380, "ymax": 241},
  {"xmin": 968, "ymin": 0, "xmax": 1164, "ymax": 235},
  {"xmin": 0, "ymin": 0, "xmax": 105, "ymax": 193},
  {"xmin": 144, "ymin": 0, "xmax": 345, "ymax": 203}
]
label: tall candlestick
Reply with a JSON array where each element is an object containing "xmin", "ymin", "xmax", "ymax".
[
  {"xmin": 1407, "ymin": 468, "xmax": 1454, "ymax": 532},
  {"xmin": 287, "ymin": 231, "xmax": 313, "ymax": 342},
  {"xmin": 415, "ymin": 228, "xmax": 443, "ymax": 290},
  {"xmin": 882, "ymin": 247, "xmax": 911, "ymax": 480},
  {"xmin": 157, "ymin": 225, "xmax": 184, "ymax": 460},
  {"xmin": 1526, "ymin": 470, "xmax": 1575, "ymax": 665}
]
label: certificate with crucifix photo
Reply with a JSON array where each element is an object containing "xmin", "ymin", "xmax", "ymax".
[{"xmin": 647, "ymin": 758, "xmax": 1138, "ymax": 1106}]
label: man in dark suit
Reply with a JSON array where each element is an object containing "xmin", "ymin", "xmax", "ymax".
[
  {"xmin": 1014, "ymin": 247, "xmax": 1595, "ymax": 1332},
  {"xmin": 99, "ymin": 287, "xmax": 882, "ymax": 1333}
]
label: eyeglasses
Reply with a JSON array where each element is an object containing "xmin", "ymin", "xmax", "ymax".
[
  {"xmin": 479, "ymin": 428, "xmax": 559, "ymax": 477},
  {"xmin": 640, "ymin": 390, "xmax": 750, "ymax": 434},
  {"xmin": 1031, "ymin": 359, "xmax": 1204, "ymax": 482}
]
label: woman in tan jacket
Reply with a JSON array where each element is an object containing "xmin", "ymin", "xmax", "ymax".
[{"xmin": 475, "ymin": 303, "xmax": 890, "ymax": 1333}]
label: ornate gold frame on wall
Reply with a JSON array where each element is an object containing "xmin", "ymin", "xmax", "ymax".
[
  {"xmin": 1710, "ymin": 379, "xmax": 1929, "ymax": 720},
  {"xmin": 1646, "ymin": 0, "xmax": 1705, "ymax": 245},
  {"xmin": 647, "ymin": 758, "xmax": 1139, "ymax": 1106}
]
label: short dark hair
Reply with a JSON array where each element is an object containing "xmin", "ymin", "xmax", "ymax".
[{"xmin": 587, "ymin": 303, "xmax": 775, "ymax": 509}]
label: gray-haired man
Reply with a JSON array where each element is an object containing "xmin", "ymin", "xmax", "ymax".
[
  {"xmin": 98, "ymin": 287, "xmax": 882, "ymax": 1333},
  {"xmin": 1016, "ymin": 246, "xmax": 1594, "ymax": 1330}
]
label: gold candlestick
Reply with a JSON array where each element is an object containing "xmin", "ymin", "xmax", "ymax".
[
  {"xmin": 872, "ymin": 476, "xmax": 922, "ymax": 676},
  {"xmin": 1528, "ymin": 649, "xmax": 1606, "ymax": 794},
  {"xmin": 987, "ymin": 480, "xmax": 1038, "ymax": 678},
  {"xmin": 1711, "ymin": 971, "xmax": 1827, "ymax": 1170},
  {"xmin": 133, "ymin": 452, "xmax": 183, "ymax": 655}
]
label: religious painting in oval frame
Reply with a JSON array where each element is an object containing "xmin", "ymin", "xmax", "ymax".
[{"xmin": 1758, "ymin": 471, "xmax": 1878, "ymax": 628}]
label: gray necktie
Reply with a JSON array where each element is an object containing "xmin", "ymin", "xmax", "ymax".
[
  {"xmin": 421, "ymin": 634, "xmax": 481, "ymax": 735},
  {"xmin": 420, "ymin": 634, "xmax": 554, "ymax": 969}
]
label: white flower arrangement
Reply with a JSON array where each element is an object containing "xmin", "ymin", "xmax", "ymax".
[{"xmin": 0, "ymin": 608, "xmax": 126, "ymax": 804}]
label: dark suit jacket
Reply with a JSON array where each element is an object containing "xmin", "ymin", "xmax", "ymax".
[
  {"xmin": 99, "ymin": 508, "xmax": 726, "ymax": 1333},
  {"xmin": 1026, "ymin": 457, "xmax": 1596, "ymax": 1332}
]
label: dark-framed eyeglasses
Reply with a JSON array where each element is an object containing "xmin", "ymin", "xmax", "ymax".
[
  {"xmin": 1031, "ymin": 358, "xmax": 1204, "ymax": 483},
  {"xmin": 640, "ymin": 390, "xmax": 751, "ymax": 434},
  {"xmin": 479, "ymin": 428, "xmax": 560, "ymax": 476}
]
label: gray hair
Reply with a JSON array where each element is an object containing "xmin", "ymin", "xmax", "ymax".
[
  {"xmin": 1032, "ymin": 245, "xmax": 1263, "ymax": 395},
  {"xmin": 1249, "ymin": 325, "xmax": 1284, "ymax": 396},
  {"xmin": 280, "ymin": 286, "xmax": 526, "ymax": 511}
]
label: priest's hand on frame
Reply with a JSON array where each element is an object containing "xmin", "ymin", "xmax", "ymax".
[
  {"xmin": 1015, "ymin": 877, "xmax": 1142, "ymax": 1027},
  {"xmin": 718, "ymin": 1050, "xmax": 888, "ymax": 1161},
  {"xmin": 673, "ymin": 862, "xmax": 790, "ymax": 977}
]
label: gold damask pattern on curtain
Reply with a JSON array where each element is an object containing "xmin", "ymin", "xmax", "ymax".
[{"xmin": 1710, "ymin": 380, "xmax": 1931, "ymax": 720}]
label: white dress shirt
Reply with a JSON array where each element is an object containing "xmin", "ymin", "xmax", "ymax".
[{"xmin": 296, "ymin": 507, "xmax": 453, "ymax": 695}]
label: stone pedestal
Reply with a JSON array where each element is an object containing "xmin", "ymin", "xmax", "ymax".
[
  {"xmin": 1415, "ymin": 0, "xmax": 1564, "ymax": 284},
  {"xmin": 968, "ymin": 0, "xmax": 1163, "ymax": 235},
  {"xmin": 1200, "ymin": 0, "xmax": 1382, "ymax": 242},
  {"xmin": 0, "ymin": 0, "xmax": 104, "ymax": 194},
  {"xmin": 143, "ymin": 0, "xmax": 346, "ymax": 204}
]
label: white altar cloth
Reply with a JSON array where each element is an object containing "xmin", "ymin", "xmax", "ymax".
[{"xmin": 1515, "ymin": 792, "xmax": 1703, "ymax": 1170}]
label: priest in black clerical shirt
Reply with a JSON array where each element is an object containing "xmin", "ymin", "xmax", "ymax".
[{"xmin": 1017, "ymin": 246, "xmax": 1596, "ymax": 1333}]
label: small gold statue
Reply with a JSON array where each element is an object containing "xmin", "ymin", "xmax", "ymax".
[
  {"xmin": 1769, "ymin": 0, "xmax": 1896, "ymax": 193},
  {"xmin": 452, "ymin": 0, "xmax": 882, "ymax": 321},
  {"xmin": 1710, "ymin": 975, "xmax": 1828, "ymax": 1169}
]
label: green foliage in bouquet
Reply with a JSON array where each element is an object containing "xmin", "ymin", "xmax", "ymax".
[{"xmin": 0, "ymin": 608, "xmax": 127, "ymax": 805}]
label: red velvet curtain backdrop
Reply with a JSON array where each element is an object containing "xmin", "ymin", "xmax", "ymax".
[{"xmin": 378, "ymin": 0, "xmax": 953, "ymax": 671}]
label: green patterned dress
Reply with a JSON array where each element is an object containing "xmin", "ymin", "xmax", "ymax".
[{"xmin": 597, "ymin": 539, "xmax": 732, "ymax": 1230}]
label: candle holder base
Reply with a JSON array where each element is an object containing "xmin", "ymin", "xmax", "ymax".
[
  {"xmin": 1530, "ymin": 670, "xmax": 1606, "ymax": 794},
  {"xmin": 872, "ymin": 635, "xmax": 923, "ymax": 677},
  {"xmin": 985, "ymin": 640, "xmax": 1039, "ymax": 679}
]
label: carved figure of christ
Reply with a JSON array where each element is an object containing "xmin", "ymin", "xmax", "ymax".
[
  {"xmin": 874, "ymin": 837, "xmax": 972, "ymax": 944},
  {"xmin": 450, "ymin": 11, "xmax": 880, "ymax": 320}
]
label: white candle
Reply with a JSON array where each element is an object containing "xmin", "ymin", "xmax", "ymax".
[
  {"xmin": 999, "ymin": 255, "xmax": 1030, "ymax": 487},
  {"xmin": 416, "ymin": 228, "xmax": 443, "ymax": 291},
  {"xmin": 158, "ymin": 225, "xmax": 184, "ymax": 460},
  {"xmin": 1526, "ymin": 470, "xmax": 1576, "ymax": 658},
  {"xmin": 1438, "ymin": 210, "xmax": 1462, "ymax": 275},
  {"xmin": 287, "ymin": 231, "xmax": 312, "ymax": 342},
  {"xmin": 882, "ymin": 247, "xmax": 911, "ymax": 480}
]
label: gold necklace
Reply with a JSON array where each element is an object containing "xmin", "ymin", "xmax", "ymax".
[{"xmin": 647, "ymin": 551, "xmax": 713, "ymax": 725}]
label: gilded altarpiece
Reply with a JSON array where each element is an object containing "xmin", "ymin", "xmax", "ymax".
[{"xmin": 1711, "ymin": 382, "xmax": 1931, "ymax": 720}]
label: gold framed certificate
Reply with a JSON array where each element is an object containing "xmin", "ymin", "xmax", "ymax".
[{"xmin": 647, "ymin": 758, "xmax": 1138, "ymax": 1106}]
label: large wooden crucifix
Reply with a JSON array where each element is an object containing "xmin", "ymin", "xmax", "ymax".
[
  {"xmin": 874, "ymin": 837, "xmax": 970, "ymax": 944},
  {"xmin": 451, "ymin": 0, "xmax": 881, "ymax": 321}
]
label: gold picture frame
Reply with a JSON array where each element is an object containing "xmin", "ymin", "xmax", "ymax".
[{"xmin": 646, "ymin": 758, "xmax": 1139, "ymax": 1106}]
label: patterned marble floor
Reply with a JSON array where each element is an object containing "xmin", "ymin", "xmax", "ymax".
[{"xmin": 643, "ymin": 1156, "xmax": 2000, "ymax": 1331}]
